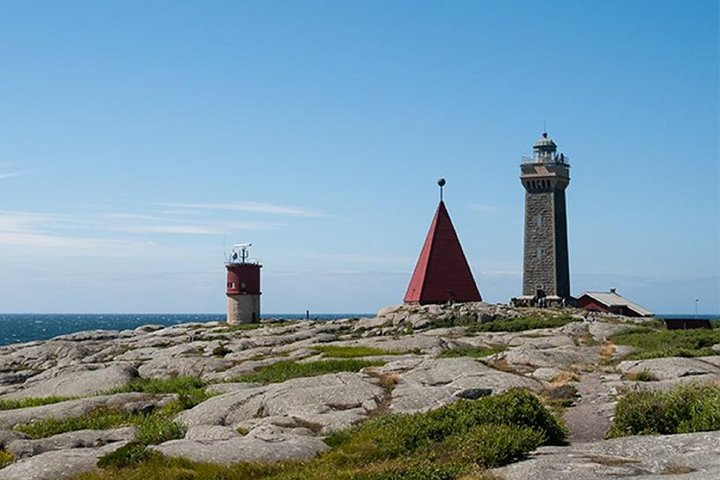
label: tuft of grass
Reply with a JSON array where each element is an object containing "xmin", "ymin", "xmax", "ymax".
[
  {"xmin": 310, "ymin": 345, "xmax": 405, "ymax": 358},
  {"xmin": 97, "ymin": 442, "xmax": 159, "ymax": 469},
  {"xmin": 135, "ymin": 411, "xmax": 188, "ymax": 445},
  {"xmin": 541, "ymin": 384, "xmax": 578, "ymax": 409},
  {"xmin": 231, "ymin": 359, "xmax": 386, "ymax": 384},
  {"xmin": 111, "ymin": 376, "xmax": 210, "ymax": 410},
  {"xmin": 607, "ymin": 383, "xmax": 720, "ymax": 438},
  {"xmin": 212, "ymin": 344, "xmax": 233, "ymax": 357},
  {"xmin": 427, "ymin": 313, "xmax": 577, "ymax": 333},
  {"xmin": 0, "ymin": 449, "xmax": 14, "ymax": 468},
  {"xmin": 470, "ymin": 315, "xmax": 576, "ymax": 333},
  {"xmin": 610, "ymin": 326, "xmax": 720, "ymax": 360},
  {"xmin": 0, "ymin": 395, "xmax": 77, "ymax": 411},
  {"xmin": 623, "ymin": 369, "xmax": 657, "ymax": 382},
  {"xmin": 439, "ymin": 345, "xmax": 507, "ymax": 359},
  {"xmin": 74, "ymin": 389, "xmax": 561, "ymax": 480},
  {"xmin": 222, "ymin": 320, "xmax": 297, "ymax": 332}
]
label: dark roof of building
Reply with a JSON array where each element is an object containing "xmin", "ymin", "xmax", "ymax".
[{"xmin": 403, "ymin": 201, "xmax": 481, "ymax": 304}]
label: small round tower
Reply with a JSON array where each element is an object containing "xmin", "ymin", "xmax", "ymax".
[{"xmin": 225, "ymin": 243, "xmax": 261, "ymax": 324}]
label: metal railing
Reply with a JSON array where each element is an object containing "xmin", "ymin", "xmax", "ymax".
[{"xmin": 521, "ymin": 154, "xmax": 570, "ymax": 165}]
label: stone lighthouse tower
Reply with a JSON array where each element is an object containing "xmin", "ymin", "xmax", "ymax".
[
  {"xmin": 225, "ymin": 243, "xmax": 261, "ymax": 324},
  {"xmin": 520, "ymin": 133, "xmax": 571, "ymax": 302}
]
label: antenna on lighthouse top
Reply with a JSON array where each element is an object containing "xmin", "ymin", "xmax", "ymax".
[
  {"xmin": 229, "ymin": 243, "xmax": 252, "ymax": 264},
  {"xmin": 437, "ymin": 178, "xmax": 446, "ymax": 202}
]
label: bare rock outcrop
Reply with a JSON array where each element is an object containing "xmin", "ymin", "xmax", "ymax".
[
  {"xmin": 494, "ymin": 430, "xmax": 720, "ymax": 480},
  {"xmin": 0, "ymin": 441, "xmax": 130, "ymax": 480},
  {"xmin": 0, "ymin": 304, "xmax": 717, "ymax": 479}
]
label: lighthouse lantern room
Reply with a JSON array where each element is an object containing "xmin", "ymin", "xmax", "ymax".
[{"xmin": 225, "ymin": 243, "xmax": 261, "ymax": 324}]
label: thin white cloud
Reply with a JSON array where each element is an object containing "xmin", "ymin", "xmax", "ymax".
[
  {"xmin": 0, "ymin": 171, "xmax": 24, "ymax": 180},
  {"xmin": 0, "ymin": 211, "xmax": 156, "ymax": 254},
  {"xmin": 114, "ymin": 222, "xmax": 277, "ymax": 235},
  {"xmin": 103, "ymin": 213, "xmax": 171, "ymax": 222},
  {"xmin": 310, "ymin": 253, "xmax": 412, "ymax": 266},
  {"xmin": 468, "ymin": 203, "xmax": 499, "ymax": 213},
  {"xmin": 0, "ymin": 230, "xmax": 159, "ymax": 255},
  {"xmin": 160, "ymin": 202, "xmax": 326, "ymax": 218},
  {"xmin": 114, "ymin": 225, "xmax": 221, "ymax": 235}
]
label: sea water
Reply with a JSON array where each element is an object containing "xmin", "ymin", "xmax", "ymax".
[{"xmin": 0, "ymin": 313, "xmax": 370, "ymax": 347}]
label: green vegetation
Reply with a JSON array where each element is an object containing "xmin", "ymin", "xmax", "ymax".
[
  {"xmin": 212, "ymin": 343, "xmax": 233, "ymax": 357},
  {"xmin": 608, "ymin": 383, "xmax": 720, "ymax": 438},
  {"xmin": 541, "ymin": 384, "xmax": 578, "ymax": 409},
  {"xmin": 471, "ymin": 315, "xmax": 576, "ymax": 333},
  {"xmin": 221, "ymin": 320, "xmax": 297, "ymax": 332},
  {"xmin": 427, "ymin": 314, "xmax": 576, "ymax": 333},
  {"xmin": 232, "ymin": 359, "xmax": 386, "ymax": 384},
  {"xmin": 97, "ymin": 442, "xmax": 156, "ymax": 469},
  {"xmin": 439, "ymin": 345, "xmax": 507, "ymax": 359},
  {"xmin": 610, "ymin": 326, "xmax": 720, "ymax": 360},
  {"xmin": 0, "ymin": 449, "xmax": 14, "ymax": 468},
  {"xmin": 310, "ymin": 345, "xmax": 405, "ymax": 358},
  {"xmin": 14, "ymin": 402, "xmax": 186, "ymax": 445},
  {"xmin": 15, "ymin": 408, "xmax": 135, "ymax": 438},
  {"xmin": 0, "ymin": 395, "xmax": 77, "ymax": 411},
  {"xmin": 623, "ymin": 369, "xmax": 657, "ymax": 382},
  {"xmin": 73, "ymin": 389, "xmax": 559, "ymax": 480},
  {"xmin": 221, "ymin": 321, "xmax": 265, "ymax": 330},
  {"xmin": 110, "ymin": 375, "xmax": 210, "ymax": 409}
]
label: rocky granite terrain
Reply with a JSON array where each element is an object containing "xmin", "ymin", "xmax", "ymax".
[{"xmin": 0, "ymin": 302, "xmax": 719, "ymax": 479}]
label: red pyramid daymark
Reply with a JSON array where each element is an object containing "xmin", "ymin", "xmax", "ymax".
[{"xmin": 404, "ymin": 201, "xmax": 482, "ymax": 304}]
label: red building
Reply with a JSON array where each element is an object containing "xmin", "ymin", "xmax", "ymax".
[
  {"xmin": 404, "ymin": 197, "xmax": 481, "ymax": 305},
  {"xmin": 577, "ymin": 289, "xmax": 652, "ymax": 317}
]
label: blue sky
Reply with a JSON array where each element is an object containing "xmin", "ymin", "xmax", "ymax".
[{"xmin": 0, "ymin": 0, "xmax": 717, "ymax": 314}]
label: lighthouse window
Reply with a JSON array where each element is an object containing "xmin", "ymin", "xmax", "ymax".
[
  {"xmin": 241, "ymin": 282, "xmax": 247, "ymax": 289},
  {"xmin": 535, "ymin": 214, "xmax": 543, "ymax": 227},
  {"xmin": 536, "ymin": 247, "xmax": 544, "ymax": 259}
]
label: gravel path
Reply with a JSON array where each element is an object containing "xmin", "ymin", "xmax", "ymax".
[{"xmin": 563, "ymin": 372, "xmax": 615, "ymax": 443}]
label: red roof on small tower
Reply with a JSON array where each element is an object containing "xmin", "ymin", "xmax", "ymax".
[{"xmin": 404, "ymin": 200, "xmax": 482, "ymax": 304}]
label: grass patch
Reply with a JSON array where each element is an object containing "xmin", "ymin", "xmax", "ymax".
[
  {"xmin": 471, "ymin": 315, "xmax": 576, "ymax": 333},
  {"xmin": 110, "ymin": 376, "xmax": 210, "ymax": 409},
  {"xmin": 310, "ymin": 345, "xmax": 405, "ymax": 358},
  {"xmin": 439, "ymin": 345, "xmax": 507, "ymax": 359},
  {"xmin": 0, "ymin": 449, "xmax": 14, "ymax": 468},
  {"xmin": 623, "ymin": 369, "xmax": 657, "ymax": 382},
  {"xmin": 74, "ymin": 389, "xmax": 560, "ymax": 480},
  {"xmin": 212, "ymin": 344, "xmax": 232, "ymax": 357},
  {"xmin": 97, "ymin": 442, "xmax": 158, "ymax": 469},
  {"xmin": 221, "ymin": 320, "xmax": 297, "ymax": 332},
  {"xmin": 428, "ymin": 313, "xmax": 577, "ymax": 333},
  {"xmin": 607, "ymin": 383, "xmax": 720, "ymax": 438},
  {"xmin": 0, "ymin": 395, "xmax": 77, "ymax": 411},
  {"xmin": 610, "ymin": 326, "xmax": 720, "ymax": 360},
  {"xmin": 541, "ymin": 384, "xmax": 578, "ymax": 409},
  {"xmin": 13, "ymin": 403, "xmax": 186, "ymax": 445},
  {"xmin": 14, "ymin": 408, "xmax": 137, "ymax": 439},
  {"xmin": 231, "ymin": 359, "xmax": 386, "ymax": 384}
]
